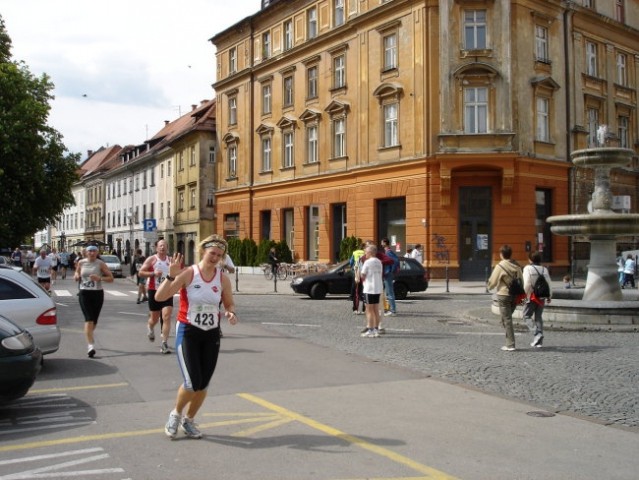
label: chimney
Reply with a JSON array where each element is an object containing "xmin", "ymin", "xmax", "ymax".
[
  {"xmin": 164, "ymin": 120, "xmax": 170, "ymax": 126},
  {"xmin": 87, "ymin": 150, "xmax": 93, "ymax": 158},
  {"xmin": 191, "ymin": 104, "xmax": 197, "ymax": 111}
]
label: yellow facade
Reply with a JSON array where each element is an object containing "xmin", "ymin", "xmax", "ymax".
[{"xmin": 211, "ymin": 0, "xmax": 638, "ymax": 279}]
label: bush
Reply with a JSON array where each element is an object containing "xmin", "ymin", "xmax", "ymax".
[
  {"xmin": 241, "ymin": 238, "xmax": 258, "ymax": 266},
  {"xmin": 339, "ymin": 235, "xmax": 362, "ymax": 261},
  {"xmin": 256, "ymin": 238, "xmax": 276, "ymax": 265}
]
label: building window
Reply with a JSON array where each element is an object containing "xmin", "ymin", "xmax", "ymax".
[
  {"xmin": 536, "ymin": 97, "xmax": 550, "ymax": 142},
  {"xmin": 190, "ymin": 187, "xmax": 196, "ymax": 210},
  {"xmin": 262, "ymin": 84, "xmax": 272, "ymax": 114},
  {"xmin": 616, "ymin": 0, "xmax": 625, "ymax": 23},
  {"xmin": 333, "ymin": 54, "xmax": 346, "ymax": 89},
  {"xmin": 143, "ymin": 170, "xmax": 147, "ymax": 188},
  {"xmin": 283, "ymin": 131, "xmax": 294, "ymax": 168},
  {"xmin": 334, "ymin": 0, "xmax": 345, "ymax": 27},
  {"xmin": 207, "ymin": 190, "xmax": 214, "ymax": 207},
  {"xmin": 167, "ymin": 201, "xmax": 171, "ymax": 218},
  {"xmin": 616, "ymin": 53, "xmax": 627, "ymax": 86},
  {"xmin": 587, "ymin": 107, "xmax": 599, "ymax": 147},
  {"xmin": 190, "ymin": 146, "xmax": 196, "ymax": 166},
  {"xmin": 262, "ymin": 31, "xmax": 271, "ymax": 59},
  {"xmin": 160, "ymin": 202, "xmax": 164, "ymax": 219},
  {"xmin": 229, "ymin": 47, "xmax": 237, "ymax": 74},
  {"xmin": 535, "ymin": 25, "xmax": 549, "ymax": 63},
  {"xmin": 229, "ymin": 97, "xmax": 237, "ymax": 125},
  {"xmin": 283, "ymin": 75, "xmax": 294, "ymax": 107},
  {"xmin": 261, "ymin": 137, "xmax": 272, "ymax": 171},
  {"xmin": 209, "ymin": 146, "xmax": 216, "ymax": 164},
  {"xmin": 383, "ymin": 103, "xmax": 399, "ymax": 147},
  {"xmin": 178, "ymin": 152, "xmax": 184, "ymax": 171},
  {"xmin": 586, "ymin": 41, "xmax": 598, "ymax": 77},
  {"xmin": 283, "ymin": 20, "xmax": 293, "ymax": 51},
  {"xmin": 167, "ymin": 160, "xmax": 172, "ymax": 175},
  {"xmin": 464, "ymin": 87, "xmax": 488, "ymax": 134},
  {"xmin": 160, "ymin": 163, "xmax": 164, "ymax": 179},
  {"xmin": 618, "ymin": 115, "xmax": 629, "ymax": 148},
  {"xmin": 307, "ymin": 7, "xmax": 317, "ymax": 39},
  {"xmin": 307, "ymin": 125, "xmax": 318, "ymax": 164},
  {"xmin": 383, "ymin": 33, "xmax": 397, "ymax": 71},
  {"xmin": 464, "ymin": 10, "xmax": 486, "ymax": 50},
  {"xmin": 178, "ymin": 190, "xmax": 185, "ymax": 212},
  {"xmin": 307, "ymin": 65, "xmax": 318, "ymax": 99},
  {"xmin": 582, "ymin": 0, "xmax": 593, "ymax": 7},
  {"xmin": 333, "ymin": 117, "xmax": 346, "ymax": 158},
  {"xmin": 228, "ymin": 145, "xmax": 237, "ymax": 177},
  {"xmin": 536, "ymin": 189, "xmax": 553, "ymax": 263}
]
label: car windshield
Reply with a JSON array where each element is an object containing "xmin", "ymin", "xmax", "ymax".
[
  {"xmin": 328, "ymin": 261, "xmax": 350, "ymax": 273},
  {"xmin": 100, "ymin": 255, "xmax": 120, "ymax": 263}
]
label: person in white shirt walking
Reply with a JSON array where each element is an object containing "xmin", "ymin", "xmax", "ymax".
[{"xmin": 522, "ymin": 251, "xmax": 552, "ymax": 348}]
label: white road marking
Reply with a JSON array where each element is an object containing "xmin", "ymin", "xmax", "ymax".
[{"xmin": 262, "ymin": 322, "xmax": 321, "ymax": 328}]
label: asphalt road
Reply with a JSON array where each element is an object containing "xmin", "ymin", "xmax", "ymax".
[{"xmin": 0, "ymin": 275, "xmax": 637, "ymax": 480}]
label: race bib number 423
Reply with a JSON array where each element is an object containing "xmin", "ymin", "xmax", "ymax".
[{"xmin": 190, "ymin": 304, "xmax": 219, "ymax": 330}]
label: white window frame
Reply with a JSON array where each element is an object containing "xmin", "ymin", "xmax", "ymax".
[
  {"xmin": 464, "ymin": 10, "xmax": 486, "ymax": 50},
  {"xmin": 334, "ymin": 0, "xmax": 345, "ymax": 27},
  {"xmin": 190, "ymin": 187, "xmax": 196, "ymax": 209},
  {"xmin": 383, "ymin": 102, "xmax": 399, "ymax": 147},
  {"xmin": 307, "ymin": 125, "xmax": 318, "ymax": 164},
  {"xmin": 333, "ymin": 117, "xmax": 346, "ymax": 158},
  {"xmin": 262, "ymin": 31, "xmax": 271, "ymax": 59},
  {"xmin": 262, "ymin": 84, "xmax": 272, "ymax": 114},
  {"xmin": 333, "ymin": 54, "xmax": 345, "ymax": 89},
  {"xmin": 307, "ymin": 7, "xmax": 318, "ymax": 39},
  {"xmin": 535, "ymin": 25, "xmax": 549, "ymax": 62},
  {"xmin": 229, "ymin": 47, "xmax": 237, "ymax": 74},
  {"xmin": 536, "ymin": 97, "xmax": 550, "ymax": 142},
  {"xmin": 283, "ymin": 131, "xmax": 295, "ymax": 168},
  {"xmin": 283, "ymin": 75, "xmax": 294, "ymax": 107},
  {"xmin": 586, "ymin": 41, "xmax": 598, "ymax": 77},
  {"xmin": 228, "ymin": 145, "xmax": 237, "ymax": 177},
  {"xmin": 383, "ymin": 33, "xmax": 397, "ymax": 70},
  {"xmin": 464, "ymin": 87, "xmax": 488, "ymax": 134},
  {"xmin": 284, "ymin": 20, "xmax": 293, "ymax": 51},
  {"xmin": 261, "ymin": 137, "xmax": 272, "ymax": 171},
  {"xmin": 229, "ymin": 97, "xmax": 237, "ymax": 125},
  {"xmin": 618, "ymin": 115, "xmax": 629, "ymax": 148},
  {"xmin": 307, "ymin": 65, "xmax": 318, "ymax": 99},
  {"xmin": 616, "ymin": 53, "xmax": 627, "ymax": 86}
]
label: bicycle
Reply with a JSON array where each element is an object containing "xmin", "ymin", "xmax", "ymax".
[{"xmin": 261, "ymin": 263, "xmax": 288, "ymax": 281}]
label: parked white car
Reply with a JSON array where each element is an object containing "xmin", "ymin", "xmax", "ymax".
[
  {"xmin": 0, "ymin": 265, "xmax": 61, "ymax": 356},
  {"xmin": 99, "ymin": 255, "xmax": 123, "ymax": 278}
]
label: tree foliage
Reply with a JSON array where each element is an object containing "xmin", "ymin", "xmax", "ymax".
[{"xmin": 0, "ymin": 15, "xmax": 79, "ymax": 248}]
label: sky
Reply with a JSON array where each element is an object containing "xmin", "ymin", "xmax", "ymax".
[{"xmin": 1, "ymin": 0, "xmax": 259, "ymax": 161}]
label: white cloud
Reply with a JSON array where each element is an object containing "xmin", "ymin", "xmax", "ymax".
[{"xmin": 1, "ymin": 0, "xmax": 258, "ymax": 159}]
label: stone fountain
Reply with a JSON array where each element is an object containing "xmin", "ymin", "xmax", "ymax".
[{"xmin": 543, "ymin": 144, "xmax": 639, "ymax": 328}]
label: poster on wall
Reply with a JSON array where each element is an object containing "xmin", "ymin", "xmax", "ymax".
[{"xmin": 476, "ymin": 234, "xmax": 488, "ymax": 250}]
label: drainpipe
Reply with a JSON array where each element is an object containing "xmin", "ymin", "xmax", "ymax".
[
  {"xmin": 248, "ymin": 19, "xmax": 255, "ymax": 240},
  {"xmin": 563, "ymin": 5, "xmax": 575, "ymax": 283}
]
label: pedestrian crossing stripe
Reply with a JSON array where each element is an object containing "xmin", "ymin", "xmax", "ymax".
[{"xmin": 52, "ymin": 290, "xmax": 134, "ymax": 297}]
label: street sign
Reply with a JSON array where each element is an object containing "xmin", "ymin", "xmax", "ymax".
[{"xmin": 143, "ymin": 219, "xmax": 157, "ymax": 232}]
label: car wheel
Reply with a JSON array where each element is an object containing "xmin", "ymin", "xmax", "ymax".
[
  {"xmin": 310, "ymin": 283, "xmax": 327, "ymax": 300},
  {"xmin": 394, "ymin": 282, "xmax": 408, "ymax": 300}
]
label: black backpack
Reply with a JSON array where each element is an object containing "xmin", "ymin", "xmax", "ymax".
[
  {"xmin": 499, "ymin": 264, "xmax": 525, "ymax": 296},
  {"xmin": 532, "ymin": 266, "xmax": 551, "ymax": 298}
]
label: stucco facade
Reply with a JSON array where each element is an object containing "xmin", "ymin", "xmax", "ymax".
[{"xmin": 211, "ymin": 0, "xmax": 638, "ymax": 279}]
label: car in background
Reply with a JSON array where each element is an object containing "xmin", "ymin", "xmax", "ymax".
[
  {"xmin": 0, "ymin": 256, "xmax": 22, "ymax": 271},
  {"xmin": 290, "ymin": 256, "xmax": 429, "ymax": 300},
  {"xmin": 99, "ymin": 254, "xmax": 123, "ymax": 278},
  {"xmin": 0, "ymin": 265, "xmax": 60, "ymax": 356},
  {"xmin": 0, "ymin": 313, "xmax": 42, "ymax": 402}
]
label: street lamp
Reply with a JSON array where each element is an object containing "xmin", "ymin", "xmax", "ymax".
[{"xmin": 60, "ymin": 231, "xmax": 66, "ymax": 251}]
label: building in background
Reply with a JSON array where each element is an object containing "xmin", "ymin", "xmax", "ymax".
[{"xmin": 209, "ymin": 0, "xmax": 638, "ymax": 279}]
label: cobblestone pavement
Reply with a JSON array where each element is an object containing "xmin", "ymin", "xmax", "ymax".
[{"xmin": 234, "ymin": 291, "xmax": 639, "ymax": 431}]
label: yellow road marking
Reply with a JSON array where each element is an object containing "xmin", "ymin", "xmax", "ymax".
[
  {"xmin": 0, "ymin": 417, "xmax": 275, "ymax": 453},
  {"xmin": 28, "ymin": 383, "xmax": 129, "ymax": 394},
  {"xmin": 238, "ymin": 393, "xmax": 459, "ymax": 480},
  {"xmin": 232, "ymin": 417, "xmax": 294, "ymax": 437}
]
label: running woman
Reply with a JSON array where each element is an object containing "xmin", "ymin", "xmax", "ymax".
[{"xmin": 155, "ymin": 235, "xmax": 238, "ymax": 439}]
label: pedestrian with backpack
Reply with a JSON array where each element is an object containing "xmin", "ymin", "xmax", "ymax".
[
  {"xmin": 487, "ymin": 245, "xmax": 523, "ymax": 352},
  {"xmin": 381, "ymin": 237, "xmax": 399, "ymax": 317},
  {"xmin": 523, "ymin": 251, "xmax": 552, "ymax": 348}
]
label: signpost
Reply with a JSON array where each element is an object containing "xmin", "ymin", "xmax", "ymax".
[{"xmin": 143, "ymin": 218, "xmax": 158, "ymax": 243}]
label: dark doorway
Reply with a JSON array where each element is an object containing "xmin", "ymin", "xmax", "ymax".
[{"xmin": 459, "ymin": 187, "xmax": 492, "ymax": 280}]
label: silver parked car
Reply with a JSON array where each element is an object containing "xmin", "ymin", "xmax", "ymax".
[
  {"xmin": 0, "ymin": 265, "xmax": 61, "ymax": 356},
  {"xmin": 99, "ymin": 254, "xmax": 123, "ymax": 278}
]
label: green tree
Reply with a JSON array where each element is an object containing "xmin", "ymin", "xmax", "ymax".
[{"xmin": 0, "ymin": 15, "xmax": 79, "ymax": 247}]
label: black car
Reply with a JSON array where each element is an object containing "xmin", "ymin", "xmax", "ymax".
[
  {"xmin": 290, "ymin": 256, "xmax": 428, "ymax": 300},
  {"xmin": 0, "ymin": 314, "xmax": 42, "ymax": 402}
]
